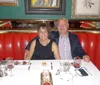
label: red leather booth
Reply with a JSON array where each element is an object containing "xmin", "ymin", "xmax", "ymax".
[{"xmin": 0, "ymin": 30, "xmax": 100, "ymax": 70}]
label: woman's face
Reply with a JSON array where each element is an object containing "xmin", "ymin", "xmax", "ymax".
[{"xmin": 38, "ymin": 27, "xmax": 49, "ymax": 40}]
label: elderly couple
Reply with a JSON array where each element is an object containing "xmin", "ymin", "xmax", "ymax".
[{"xmin": 24, "ymin": 18, "xmax": 90, "ymax": 62}]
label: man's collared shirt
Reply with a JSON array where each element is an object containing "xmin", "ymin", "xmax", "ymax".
[{"xmin": 58, "ymin": 33, "xmax": 72, "ymax": 59}]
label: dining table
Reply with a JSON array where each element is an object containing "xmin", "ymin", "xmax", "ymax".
[{"xmin": 0, "ymin": 60, "xmax": 100, "ymax": 85}]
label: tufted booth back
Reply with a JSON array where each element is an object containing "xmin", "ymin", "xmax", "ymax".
[
  {"xmin": 0, "ymin": 32, "xmax": 38, "ymax": 60},
  {"xmin": 73, "ymin": 32, "xmax": 100, "ymax": 70},
  {"xmin": 0, "ymin": 31, "xmax": 100, "ymax": 70}
]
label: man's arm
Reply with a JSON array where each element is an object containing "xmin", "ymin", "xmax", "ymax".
[
  {"xmin": 74, "ymin": 35, "xmax": 87, "ymax": 58},
  {"xmin": 25, "ymin": 40, "xmax": 36, "ymax": 60},
  {"xmin": 24, "ymin": 36, "xmax": 39, "ymax": 59},
  {"xmin": 25, "ymin": 36, "xmax": 39, "ymax": 50},
  {"xmin": 72, "ymin": 34, "xmax": 90, "ymax": 62}
]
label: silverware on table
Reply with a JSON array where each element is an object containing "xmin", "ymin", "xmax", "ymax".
[
  {"xmin": 28, "ymin": 62, "xmax": 31, "ymax": 70},
  {"xmin": 55, "ymin": 69, "xmax": 60, "ymax": 75},
  {"xmin": 51, "ymin": 62, "xmax": 53, "ymax": 70}
]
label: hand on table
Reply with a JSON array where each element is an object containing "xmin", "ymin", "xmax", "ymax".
[{"xmin": 83, "ymin": 55, "xmax": 90, "ymax": 62}]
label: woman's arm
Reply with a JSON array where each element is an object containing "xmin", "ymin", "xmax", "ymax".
[
  {"xmin": 52, "ymin": 42, "xmax": 60, "ymax": 60},
  {"xmin": 25, "ymin": 40, "xmax": 36, "ymax": 60}
]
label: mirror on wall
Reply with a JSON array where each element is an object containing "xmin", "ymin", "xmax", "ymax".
[
  {"xmin": 0, "ymin": 20, "xmax": 56, "ymax": 30},
  {"xmin": 69, "ymin": 20, "xmax": 98, "ymax": 30},
  {"xmin": 0, "ymin": 20, "xmax": 99, "ymax": 30}
]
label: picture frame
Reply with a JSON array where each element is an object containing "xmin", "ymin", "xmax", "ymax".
[
  {"xmin": 71, "ymin": 0, "xmax": 100, "ymax": 18},
  {"xmin": 25, "ymin": 0, "xmax": 66, "ymax": 15},
  {"xmin": 0, "ymin": 0, "xmax": 18, "ymax": 6}
]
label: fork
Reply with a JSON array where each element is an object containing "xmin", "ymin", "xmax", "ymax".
[
  {"xmin": 28, "ymin": 62, "xmax": 31, "ymax": 70},
  {"xmin": 56, "ymin": 69, "xmax": 60, "ymax": 75}
]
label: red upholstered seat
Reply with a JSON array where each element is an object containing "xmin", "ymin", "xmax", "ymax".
[
  {"xmin": 0, "ymin": 32, "xmax": 100, "ymax": 70},
  {"xmin": 0, "ymin": 32, "xmax": 38, "ymax": 60},
  {"xmin": 73, "ymin": 32, "xmax": 100, "ymax": 70},
  {"xmin": 0, "ymin": 34, "xmax": 5, "ymax": 60}
]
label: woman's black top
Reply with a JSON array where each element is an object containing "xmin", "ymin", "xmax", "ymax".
[{"xmin": 31, "ymin": 39, "xmax": 55, "ymax": 60}]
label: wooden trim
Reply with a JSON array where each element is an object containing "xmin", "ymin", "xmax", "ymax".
[
  {"xmin": 0, "ymin": 19, "xmax": 100, "ymax": 30},
  {"xmin": 0, "ymin": 0, "xmax": 18, "ymax": 6},
  {"xmin": 0, "ymin": 30, "xmax": 100, "ymax": 34},
  {"xmin": 0, "ymin": 3, "xmax": 17, "ymax": 6}
]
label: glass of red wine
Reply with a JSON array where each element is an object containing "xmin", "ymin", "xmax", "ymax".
[
  {"xmin": 7, "ymin": 60, "xmax": 14, "ymax": 76},
  {"xmin": 73, "ymin": 56, "xmax": 81, "ymax": 68}
]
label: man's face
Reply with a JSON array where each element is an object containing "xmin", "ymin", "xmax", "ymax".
[{"xmin": 57, "ymin": 20, "xmax": 69, "ymax": 35}]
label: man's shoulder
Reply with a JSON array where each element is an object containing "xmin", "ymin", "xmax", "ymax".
[
  {"xmin": 50, "ymin": 31, "xmax": 59, "ymax": 38},
  {"xmin": 51, "ymin": 31, "xmax": 58, "ymax": 34},
  {"xmin": 69, "ymin": 32, "xmax": 78, "ymax": 40},
  {"xmin": 69, "ymin": 32, "xmax": 78, "ymax": 37}
]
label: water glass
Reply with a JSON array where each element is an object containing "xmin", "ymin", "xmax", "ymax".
[
  {"xmin": 0, "ymin": 61, "xmax": 8, "ymax": 77},
  {"xmin": 63, "ymin": 62, "xmax": 70, "ymax": 73},
  {"xmin": 59, "ymin": 62, "xmax": 70, "ymax": 73}
]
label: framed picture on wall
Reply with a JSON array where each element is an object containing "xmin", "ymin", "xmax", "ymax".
[
  {"xmin": 0, "ymin": 0, "xmax": 18, "ymax": 6},
  {"xmin": 71, "ymin": 0, "xmax": 100, "ymax": 18},
  {"xmin": 25, "ymin": 0, "xmax": 66, "ymax": 15}
]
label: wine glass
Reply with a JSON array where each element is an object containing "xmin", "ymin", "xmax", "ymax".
[
  {"xmin": 63, "ymin": 62, "xmax": 70, "ymax": 73},
  {"xmin": 59, "ymin": 61, "xmax": 74, "ymax": 82},
  {"xmin": 73, "ymin": 56, "xmax": 81, "ymax": 68},
  {"xmin": 59, "ymin": 62, "xmax": 70, "ymax": 73},
  {"xmin": 0, "ymin": 60, "xmax": 8, "ymax": 78},
  {"xmin": 7, "ymin": 60, "xmax": 14, "ymax": 76}
]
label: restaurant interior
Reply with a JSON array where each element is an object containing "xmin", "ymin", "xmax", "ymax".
[{"xmin": 0, "ymin": 0, "xmax": 100, "ymax": 85}]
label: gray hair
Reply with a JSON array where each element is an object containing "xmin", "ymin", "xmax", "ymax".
[{"xmin": 57, "ymin": 18, "xmax": 69, "ymax": 24}]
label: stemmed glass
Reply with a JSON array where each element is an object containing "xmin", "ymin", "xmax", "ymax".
[
  {"xmin": 71, "ymin": 56, "xmax": 81, "ymax": 84},
  {"xmin": 0, "ymin": 60, "xmax": 8, "ymax": 83},
  {"xmin": 63, "ymin": 62, "xmax": 70, "ymax": 73},
  {"xmin": 0, "ymin": 60, "xmax": 8, "ymax": 77},
  {"xmin": 59, "ymin": 62, "xmax": 70, "ymax": 74},
  {"xmin": 58, "ymin": 61, "xmax": 74, "ymax": 83},
  {"xmin": 7, "ymin": 60, "xmax": 14, "ymax": 76},
  {"xmin": 73, "ymin": 56, "xmax": 81, "ymax": 68}
]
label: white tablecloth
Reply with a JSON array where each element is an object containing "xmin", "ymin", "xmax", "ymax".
[{"xmin": 0, "ymin": 60, "xmax": 100, "ymax": 85}]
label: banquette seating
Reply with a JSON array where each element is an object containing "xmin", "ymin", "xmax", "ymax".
[{"xmin": 0, "ymin": 30, "xmax": 100, "ymax": 70}]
